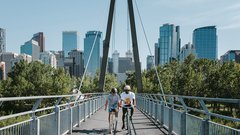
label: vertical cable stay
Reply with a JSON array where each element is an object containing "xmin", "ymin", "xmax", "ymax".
[
  {"xmin": 78, "ymin": 31, "xmax": 100, "ymax": 91},
  {"xmin": 133, "ymin": 0, "xmax": 167, "ymax": 104},
  {"xmin": 127, "ymin": 6, "xmax": 130, "ymax": 51}
]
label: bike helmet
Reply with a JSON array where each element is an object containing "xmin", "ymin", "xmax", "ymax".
[
  {"xmin": 124, "ymin": 85, "xmax": 131, "ymax": 91},
  {"xmin": 111, "ymin": 88, "xmax": 117, "ymax": 94}
]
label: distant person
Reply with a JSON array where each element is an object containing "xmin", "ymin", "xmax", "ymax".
[
  {"xmin": 120, "ymin": 85, "xmax": 135, "ymax": 130},
  {"xmin": 105, "ymin": 88, "xmax": 120, "ymax": 134},
  {"xmin": 72, "ymin": 89, "xmax": 84, "ymax": 101}
]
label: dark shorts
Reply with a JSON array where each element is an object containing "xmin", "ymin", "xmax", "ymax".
[{"xmin": 109, "ymin": 108, "xmax": 118, "ymax": 113}]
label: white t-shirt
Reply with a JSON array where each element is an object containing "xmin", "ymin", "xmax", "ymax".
[{"xmin": 120, "ymin": 92, "xmax": 135, "ymax": 106}]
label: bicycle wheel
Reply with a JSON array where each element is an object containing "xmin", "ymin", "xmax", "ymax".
[{"xmin": 126, "ymin": 110, "xmax": 131, "ymax": 134}]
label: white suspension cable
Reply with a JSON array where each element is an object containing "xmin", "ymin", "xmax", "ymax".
[
  {"xmin": 78, "ymin": 31, "xmax": 99, "ymax": 91},
  {"xmin": 133, "ymin": 0, "xmax": 167, "ymax": 104},
  {"xmin": 127, "ymin": 6, "xmax": 130, "ymax": 51}
]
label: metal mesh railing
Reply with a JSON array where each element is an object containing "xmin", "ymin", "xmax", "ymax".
[
  {"xmin": 0, "ymin": 93, "xmax": 107, "ymax": 135},
  {"xmin": 0, "ymin": 120, "xmax": 31, "ymax": 135},
  {"xmin": 136, "ymin": 94, "xmax": 240, "ymax": 135},
  {"xmin": 186, "ymin": 114, "xmax": 202, "ymax": 135}
]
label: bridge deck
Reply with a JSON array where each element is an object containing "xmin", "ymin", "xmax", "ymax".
[{"xmin": 72, "ymin": 108, "xmax": 167, "ymax": 135}]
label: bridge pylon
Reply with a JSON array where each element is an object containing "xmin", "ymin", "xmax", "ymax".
[{"xmin": 99, "ymin": 0, "xmax": 143, "ymax": 93}]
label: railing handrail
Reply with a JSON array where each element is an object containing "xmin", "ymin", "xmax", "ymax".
[
  {"xmin": 139, "ymin": 93, "xmax": 240, "ymax": 104},
  {"xmin": 0, "ymin": 93, "xmax": 105, "ymax": 102},
  {"xmin": 0, "ymin": 93, "xmax": 107, "ymax": 122}
]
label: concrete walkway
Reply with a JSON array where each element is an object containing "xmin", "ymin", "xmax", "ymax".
[{"xmin": 72, "ymin": 108, "xmax": 167, "ymax": 135}]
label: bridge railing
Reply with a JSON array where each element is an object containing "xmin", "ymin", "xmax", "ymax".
[
  {"xmin": 0, "ymin": 93, "xmax": 107, "ymax": 135},
  {"xmin": 136, "ymin": 94, "xmax": 240, "ymax": 135}
]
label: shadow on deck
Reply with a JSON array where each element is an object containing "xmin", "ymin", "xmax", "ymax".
[{"xmin": 72, "ymin": 108, "xmax": 167, "ymax": 135}]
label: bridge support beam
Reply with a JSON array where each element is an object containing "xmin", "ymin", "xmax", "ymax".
[
  {"xmin": 68, "ymin": 107, "xmax": 73, "ymax": 134},
  {"xmin": 55, "ymin": 106, "xmax": 61, "ymax": 135},
  {"xmin": 168, "ymin": 97, "xmax": 173, "ymax": 135},
  {"xmin": 30, "ymin": 117, "xmax": 40, "ymax": 135},
  {"xmin": 83, "ymin": 101, "xmax": 86, "ymax": 122},
  {"xmin": 180, "ymin": 112, "xmax": 186, "ymax": 135},
  {"xmin": 78, "ymin": 103, "xmax": 81, "ymax": 127},
  {"xmin": 99, "ymin": 0, "xmax": 143, "ymax": 92},
  {"xmin": 127, "ymin": 0, "xmax": 143, "ymax": 92},
  {"xmin": 99, "ymin": 0, "xmax": 116, "ymax": 92},
  {"xmin": 201, "ymin": 119, "xmax": 209, "ymax": 135},
  {"xmin": 160, "ymin": 101, "xmax": 164, "ymax": 126}
]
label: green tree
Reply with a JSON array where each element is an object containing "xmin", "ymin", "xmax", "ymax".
[{"xmin": 1, "ymin": 61, "xmax": 75, "ymax": 113}]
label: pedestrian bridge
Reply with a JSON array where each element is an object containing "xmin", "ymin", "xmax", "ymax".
[{"xmin": 0, "ymin": 93, "xmax": 239, "ymax": 135}]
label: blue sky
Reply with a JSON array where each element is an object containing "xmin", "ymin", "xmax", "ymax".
[{"xmin": 0, "ymin": 0, "xmax": 240, "ymax": 69}]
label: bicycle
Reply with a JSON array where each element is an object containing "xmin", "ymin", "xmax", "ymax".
[
  {"xmin": 109, "ymin": 108, "xmax": 118, "ymax": 134},
  {"xmin": 122, "ymin": 105, "xmax": 133, "ymax": 135}
]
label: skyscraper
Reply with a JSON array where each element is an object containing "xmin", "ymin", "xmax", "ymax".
[
  {"xmin": 68, "ymin": 49, "xmax": 84, "ymax": 77},
  {"xmin": 220, "ymin": 50, "xmax": 240, "ymax": 63},
  {"xmin": 0, "ymin": 28, "xmax": 6, "ymax": 53},
  {"xmin": 179, "ymin": 42, "xmax": 196, "ymax": 62},
  {"xmin": 158, "ymin": 24, "xmax": 181, "ymax": 65},
  {"xmin": 147, "ymin": 55, "xmax": 154, "ymax": 70},
  {"xmin": 62, "ymin": 31, "xmax": 79, "ymax": 57},
  {"xmin": 193, "ymin": 26, "xmax": 217, "ymax": 60},
  {"xmin": 20, "ymin": 40, "xmax": 40, "ymax": 61},
  {"xmin": 32, "ymin": 32, "xmax": 45, "ymax": 52},
  {"xmin": 84, "ymin": 31, "xmax": 102, "ymax": 76}
]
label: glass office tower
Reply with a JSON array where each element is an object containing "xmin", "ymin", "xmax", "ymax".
[
  {"xmin": 193, "ymin": 26, "xmax": 217, "ymax": 60},
  {"xmin": 62, "ymin": 31, "xmax": 79, "ymax": 57},
  {"xmin": 84, "ymin": 31, "xmax": 102, "ymax": 76},
  {"xmin": 158, "ymin": 24, "xmax": 180, "ymax": 65}
]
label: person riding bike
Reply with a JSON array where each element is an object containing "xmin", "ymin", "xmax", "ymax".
[
  {"xmin": 120, "ymin": 85, "xmax": 135, "ymax": 130},
  {"xmin": 105, "ymin": 88, "xmax": 120, "ymax": 134}
]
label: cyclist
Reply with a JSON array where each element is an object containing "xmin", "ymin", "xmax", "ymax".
[
  {"xmin": 120, "ymin": 85, "xmax": 135, "ymax": 130},
  {"xmin": 105, "ymin": 88, "xmax": 120, "ymax": 134}
]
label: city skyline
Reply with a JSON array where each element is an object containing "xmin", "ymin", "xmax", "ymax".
[{"xmin": 0, "ymin": 0, "xmax": 240, "ymax": 69}]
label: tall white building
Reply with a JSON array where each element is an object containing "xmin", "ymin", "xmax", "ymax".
[
  {"xmin": 39, "ymin": 51, "xmax": 57, "ymax": 68},
  {"xmin": 112, "ymin": 50, "xmax": 119, "ymax": 74}
]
